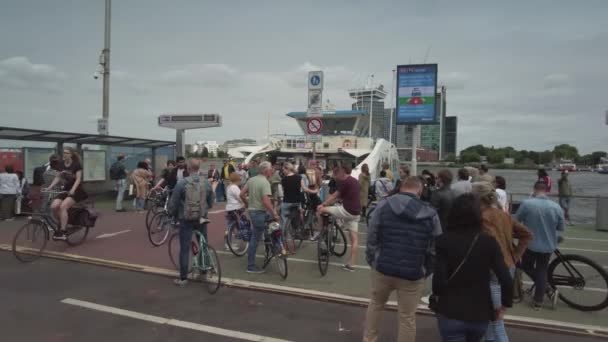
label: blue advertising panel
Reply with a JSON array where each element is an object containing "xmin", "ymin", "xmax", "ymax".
[{"xmin": 395, "ymin": 64, "xmax": 438, "ymax": 125}]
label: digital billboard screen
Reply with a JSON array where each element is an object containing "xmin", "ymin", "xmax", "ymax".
[{"xmin": 395, "ymin": 64, "xmax": 438, "ymax": 125}]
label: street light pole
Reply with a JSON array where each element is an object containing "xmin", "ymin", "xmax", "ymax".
[
  {"xmin": 389, "ymin": 69, "xmax": 396, "ymax": 144},
  {"xmin": 368, "ymin": 74, "xmax": 374, "ymax": 138},
  {"xmin": 101, "ymin": 0, "xmax": 111, "ymax": 135}
]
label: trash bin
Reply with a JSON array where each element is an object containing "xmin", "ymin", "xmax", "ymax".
[{"xmin": 597, "ymin": 197, "xmax": 608, "ymax": 232}]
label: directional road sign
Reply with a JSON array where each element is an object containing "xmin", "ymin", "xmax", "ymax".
[{"xmin": 308, "ymin": 71, "xmax": 323, "ymax": 90}]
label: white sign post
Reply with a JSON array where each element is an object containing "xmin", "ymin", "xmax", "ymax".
[
  {"xmin": 97, "ymin": 118, "xmax": 108, "ymax": 135},
  {"xmin": 308, "ymin": 71, "xmax": 323, "ymax": 117}
]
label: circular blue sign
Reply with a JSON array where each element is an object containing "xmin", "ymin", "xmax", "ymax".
[{"xmin": 310, "ymin": 75, "xmax": 321, "ymax": 86}]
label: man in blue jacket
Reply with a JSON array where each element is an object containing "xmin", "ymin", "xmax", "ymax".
[
  {"xmin": 515, "ymin": 181, "xmax": 565, "ymax": 310},
  {"xmin": 363, "ymin": 176, "xmax": 442, "ymax": 342}
]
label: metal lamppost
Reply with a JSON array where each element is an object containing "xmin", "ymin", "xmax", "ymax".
[{"xmin": 96, "ymin": 0, "xmax": 111, "ymax": 135}]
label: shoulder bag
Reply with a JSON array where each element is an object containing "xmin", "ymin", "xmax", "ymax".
[{"xmin": 429, "ymin": 233, "xmax": 480, "ymax": 312}]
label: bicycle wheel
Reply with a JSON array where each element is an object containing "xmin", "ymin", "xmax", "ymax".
[
  {"xmin": 65, "ymin": 225, "xmax": 90, "ymax": 246},
  {"xmin": 168, "ymin": 232, "xmax": 194, "ymax": 273},
  {"xmin": 329, "ymin": 225, "xmax": 348, "ymax": 257},
  {"xmin": 12, "ymin": 221, "xmax": 48, "ymax": 262},
  {"xmin": 317, "ymin": 232, "xmax": 329, "ymax": 276},
  {"xmin": 226, "ymin": 222, "xmax": 248, "ymax": 257},
  {"xmin": 148, "ymin": 212, "xmax": 172, "ymax": 247},
  {"xmin": 276, "ymin": 255, "xmax": 288, "ymax": 280},
  {"xmin": 145, "ymin": 208, "xmax": 155, "ymax": 230},
  {"xmin": 284, "ymin": 218, "xmax": 303, "ymax": 254},
  {"xmin": 203, "ymin": 246, "xmax": 222, "ymax": 294},
  {"xmin": 548, "ymin": 254, "xmax": 608, "ymax": 311}
]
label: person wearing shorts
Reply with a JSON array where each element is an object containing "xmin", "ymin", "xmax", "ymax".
[
  {"xmin": 314, "ymin": 163, "xmax": 361, "ymax": 272},
  {"xmin": 46, "ymin": 147, "xmax": 88, "ymax": 240}
]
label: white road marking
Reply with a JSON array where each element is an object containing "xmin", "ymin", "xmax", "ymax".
[
  {"xmin": 61, "ymin": 298, "xmax": 293, "ymax": 342},
  {"xmin": 560, "ymin": 247, "xmax": 608, "ymax": 254},
  {"xmin": 521, "ymin": 281, "xmax": 607, "ymax": 293},
  {"xmin": 95, "ymin": 229, "xmax": 131, "ymax": 239},
  {"xmin": 564, "ymin": 237, "xmax": 608, "ymax": 243}
]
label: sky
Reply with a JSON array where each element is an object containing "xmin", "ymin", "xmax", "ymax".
[{"xmin": 0, "ymin": 0, "xmax": 607, "ymax": 154}]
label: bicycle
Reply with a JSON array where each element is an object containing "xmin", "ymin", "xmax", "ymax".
[
  {"xmin": 12, "ymin": 190, "xmax": 95, "ymax": 263},
  {"xmin": 145, "ymin": 187, "xmax": 169, "ymax": 230},
  {"xmin": 168, "ymin": 219, "xmax": 221, "ymax": 294},
  {"xmin": 520, "ymin": 240, "xmax": 608, "ymax": 312},
  {"xmin": 147, "ymin": 211, "xmax": 176, "ymax": 247},
  {"xmin": 283, "ymin": 202, "xmax": 318, "ymax": 254},
  {"xmin": 225, "ymin": 209, "xmax": 251, "ymax": 257},
  {"xmin": 261, "ymin": 220, "xmax": 288, "ymax": 279},
  {"xmin": 317, "ymin": 213, "xmax": 348, "ymax": 276}
]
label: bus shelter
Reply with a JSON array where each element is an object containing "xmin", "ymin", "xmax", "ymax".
[{"xmin": 0, "ymin": 126, "xmax": 175, "ymax": 189}]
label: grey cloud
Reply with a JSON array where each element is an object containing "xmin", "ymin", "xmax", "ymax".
[
  {"xmin": 0, "ymin": 56, "xmax": 66, "ymax": 92},
  {"xmin": 156, "ymin": 63, "xmax": 238, "ymax": 87},
  {"xmin": 440, "ymin": 71, "xmax": 471, "ymax": 90},
  {"xmin": 543, "ymin": 73, "xmax": 569, "ymax": 89}
]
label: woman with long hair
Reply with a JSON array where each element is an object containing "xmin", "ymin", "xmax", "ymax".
[
  {"xmin": 432, "ymin": 193, "xmax": 513, "ymax": 342},
  {"xmin": 358, "ymin": 164, "xmax": 370, "ymax": 221},
  {"xmin": 472, "ymin": 183, "xmax": 532, "ymax": 342},
  {"xmin": 224, "ymin": 171, "xmax": 245, "ymax": 250},
  {"xmin": 47, "ymin": 147, "xmax": 88, "ymax": 240},
  {"xmin": 131, "ymin": 161, "xmax": 153, "ymax": 213}
]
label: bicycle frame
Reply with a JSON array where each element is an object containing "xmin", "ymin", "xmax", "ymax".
[
  {"xmin": 551, "ymin": 250, "xmax": 586, "ymax": 289},
  {"xmin": 192, "ymin": 229, "xmax": 211, "ymax": 270}
]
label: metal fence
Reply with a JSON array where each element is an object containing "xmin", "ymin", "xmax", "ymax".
[{"xmin": 509, "ymin": 193, "xmax": 608, "ymax": 231}]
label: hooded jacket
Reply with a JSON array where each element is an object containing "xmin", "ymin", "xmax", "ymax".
[{"xmin": 366, "ymin": 192, "xmax": 442, "ymax": 280}]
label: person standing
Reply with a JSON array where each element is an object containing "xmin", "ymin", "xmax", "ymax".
[
  {"xmin": 495, "ymin": 176, "xmax": 509, "ymax": 213},
  {"xmin": 131, "ymin": 161, "xmax": 152, "ymax": 213},
  {"xmin": 240, "ymin": 161, "xmax": 281, "ymax": 273},
  {"xmin": 472, "ymin": 182, "xmax": 533, "ymax": 342},
  {"xmin": 382, "ymin": 162, "xmax": 394, "ymax": 182},
  {"xmin": 207, "ymin": 162, "xmax": 220, "ymax": 200},
  {"xmin": 558, "ymin": 171, "xmax": 573, "ymax": 225},
  {"xmin": 237, "ymin": 163, "xmax": 248, "ymax": 188},
  {"xmin": 515, "ymin": 181, "xmax": 564, "ymax": 310},
  {"xmin": 537, "ymin": 168, "xmax": 552, "ymax": 193},
  {"xmin": 451, "ymin": 168, "xmax": 472, "ymax": 197},
  {"xmin": 168, "ymin": 159, "xmax": 214, "ymax": 286},
  {"xmin": 363, "ymin": 176, "xmax": 442, "ymax": 342},
  {"xmin": 358, "ymin": 164, "xmax": 371, "ymax": 221},
  {"xmin": 431, "ymin": 169, "xmax": 454, "ymax": 230},
  {"xmin": 314, "ymin": 164, "xmax": 361, "ymax": 272},
  {"xmin": 432, "ymin": 193, "xmax": 513, "ymax": 342},
  {"xmin": 391, "ymin": 165, "xmax": 411, "ymax": 195},
  {"xmin": 374, "ymin": 170, "xmax": 394, "ymax": 199},
  {"xmin": 280, "ymin": 163, "xmax": 302, "ymax": 231},
  {"xmin": 475, "ymin": 164, "xmax": 494, "ymax": 184},
  {"xmin": 225, "ymin": 171, "xmax": 245, "ymax": 250},
  {"xmin": 0, "ymin": 165, "xmax": 20, "ymax": 220},
  {"xmin": 220, "ymin": 159, "xmax": 235, "ymax": 202},
  {"xmin": 110, "ymin": 154, "xmax": 128, "ymax": 212}
]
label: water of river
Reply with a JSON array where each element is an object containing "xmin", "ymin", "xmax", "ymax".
[{"xmin": 426, "ymin": 168, "xmax": 607, "ymax": 225}]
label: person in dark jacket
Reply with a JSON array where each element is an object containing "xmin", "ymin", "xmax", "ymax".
[
  {"xmin": 363, "ymin": 176, "xmax": 442, "ymax": 342},
  {"xmin": 430, "ymin": 169, "xmax": 454, "ymax": 230},
  {"xmin": 432, "ymin": 193, "xmax": 513, "ymax": 342}
]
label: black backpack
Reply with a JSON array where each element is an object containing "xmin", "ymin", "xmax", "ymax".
[
  {"xmin": 109, "ymin": 162, "xmax": 123, "ymax": 180},
  {"xmin": 33, "ymin": 165, "xmax": 46, "ymax": 186}
]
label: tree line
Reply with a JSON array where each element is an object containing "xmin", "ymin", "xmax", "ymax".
[{"xmin": 457, "ymin": 144, "xmax": 607, "ymax": 166}]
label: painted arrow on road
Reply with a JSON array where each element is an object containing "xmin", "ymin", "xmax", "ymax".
[{"xmin": 95, "ymin": 229, "xmax": 132, "ymax": 240}]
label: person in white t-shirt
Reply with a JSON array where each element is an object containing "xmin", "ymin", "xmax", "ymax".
[
  {"xmin": 225, "ymin": 172, "xmax": 245, "ymax": 250},
  {"xmin": 495, "ymin": 176, "xmax": 509, "ymax": 213}
]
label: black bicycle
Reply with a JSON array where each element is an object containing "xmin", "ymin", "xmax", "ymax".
[
  {"xmin": 317, "ymin": 213, "xmax": 348, "ymax": 276},
  {"xmin": 145, "ymin": 187, "xmax": 169, "ymax": 231},
  {"xmin": 520, "ymin": 241, "xmax": 608, "ymax": 312},
  {"xmin": 225, "ymin": 209, "xmax": 251, "ymax": 257},
  {"xmin": 262, "ymin": 220, "xmax": 288, "ymax": 279},
  {"xmin": 12, "ymin": 190, "xmax": 95, "ymax": 262},
  {"xmin": 546, "ymin": 248, "xmax": 608, "ymax": 311}
]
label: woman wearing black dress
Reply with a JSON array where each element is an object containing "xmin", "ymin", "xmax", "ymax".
[
  {"xmin": 47, "ymin": 147, "xmax": 88, "ymax": 240},
  {"xmin": 432, "ymin": 193, "xmax": 513, "ymax": 342}
]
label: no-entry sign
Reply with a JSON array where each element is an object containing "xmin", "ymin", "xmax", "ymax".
[{"xmin": 307, "ymin": 118, "xmax": 323, "ymax": 134}]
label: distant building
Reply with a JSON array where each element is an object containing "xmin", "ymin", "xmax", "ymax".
[
  {"xmin": 220, "ymin": 138, "xmax": 257, "ymax": 151},
  {"xmin": 443, "ymin": 116, "xmax": 457, "ymax": 158},
  {"xmin": 192, "ymin": 140, "xmax": 219, "ymax": 155},
  {"xmin": 349, "ymin": 85, "xmax": 388, "ymax": 139}
]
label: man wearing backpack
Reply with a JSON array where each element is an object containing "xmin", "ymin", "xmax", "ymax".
[
  {"xmin": 109, "ymin": 154, "xmax": 128, "ymax": 212},
  {"xmin": 169, "ymin": 159, "xmax": 214, "ymax": 286}
]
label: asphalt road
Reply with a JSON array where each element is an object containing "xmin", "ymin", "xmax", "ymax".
[{"xmin": 1, "ymin": 252, "xmax": 606, "ymax": 342}]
